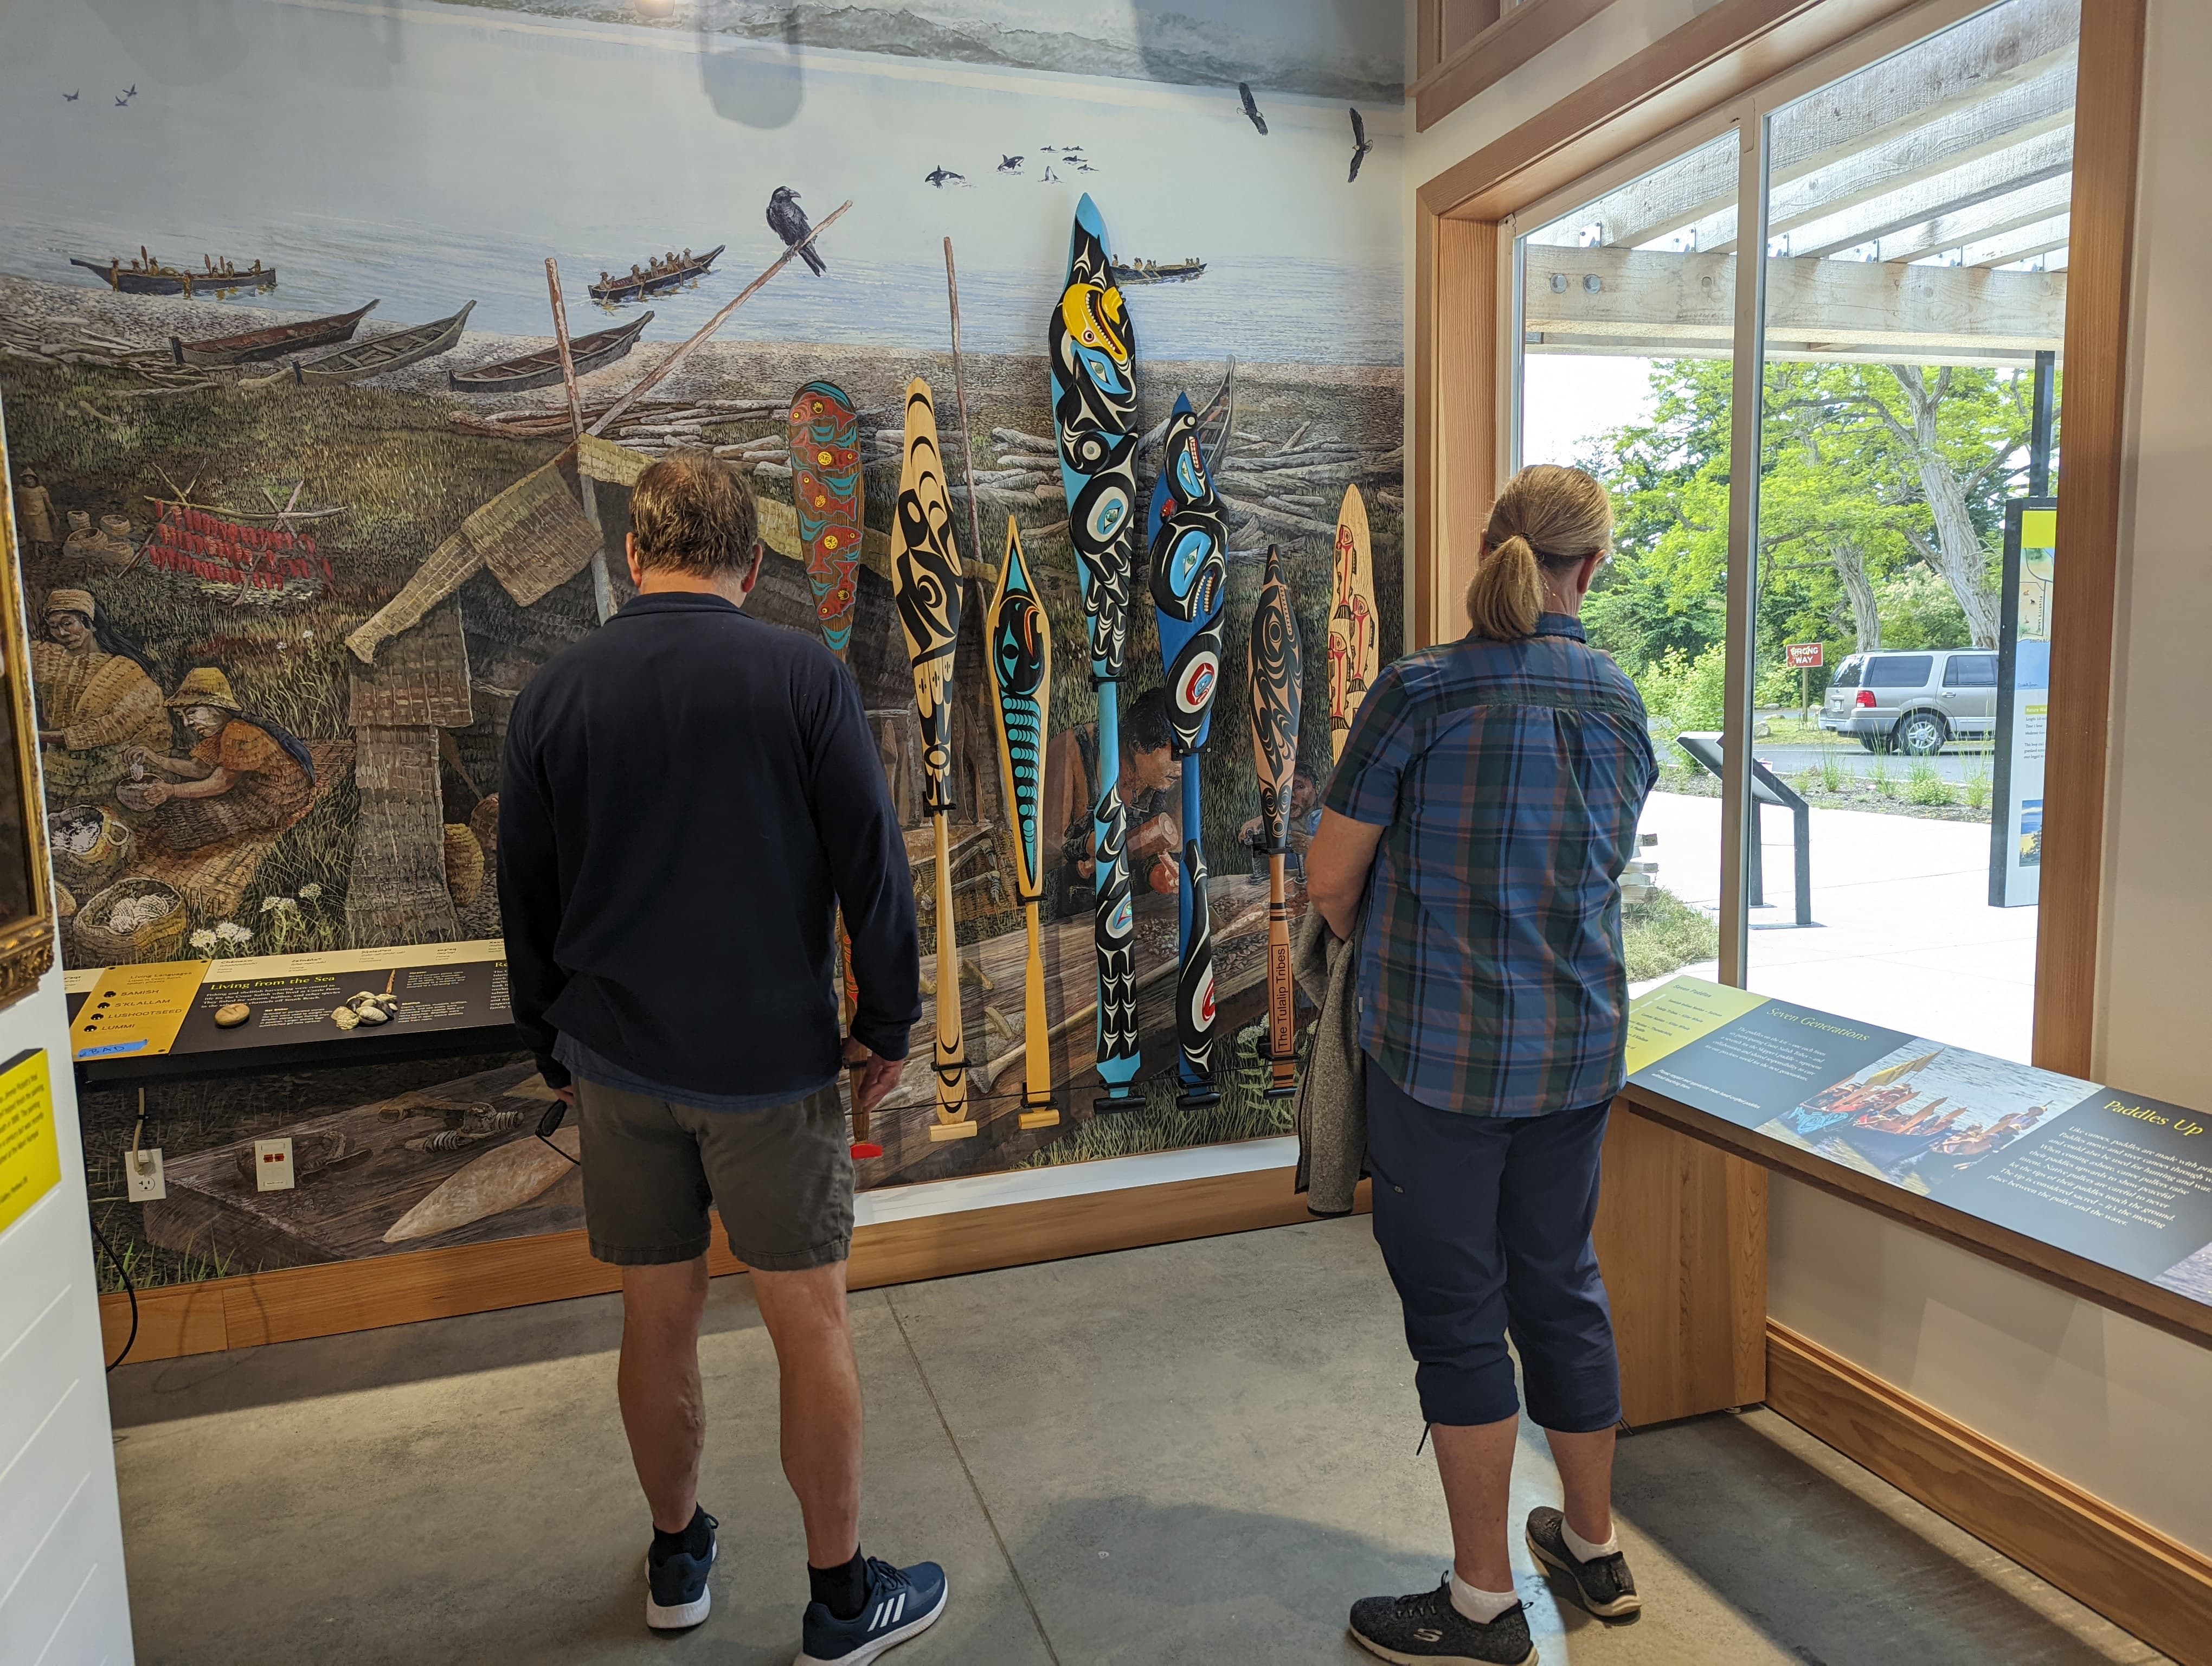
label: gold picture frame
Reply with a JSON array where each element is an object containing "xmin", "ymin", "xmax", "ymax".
[{"xmin": 0, "ymin": 398, "xmax": 61, "ymax": 1010}]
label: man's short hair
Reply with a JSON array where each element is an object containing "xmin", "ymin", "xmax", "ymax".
[
  {"xmin": 629, "ymin": 451, "xmax": 760, "ymax": 577},
  {"xmin": 1121, "ymin": 686, "xmax": 1174, "ymax": 757}
]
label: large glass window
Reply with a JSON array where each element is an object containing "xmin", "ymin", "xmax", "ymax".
[
  {"xmin": 1512, "ymin": 0, "xmax": 2078, "ymax": 1065},
  {"xmin": 1745, "ymin": 1, "xmax": 2073, "ymax": 1063},
  {"xmin": 1517, "ymin": 130, "xmax": 1740, "ymax": 999}
]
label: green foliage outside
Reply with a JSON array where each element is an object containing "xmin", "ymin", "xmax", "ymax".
[
  {"xmin": 1622, "ymin": 886, "xmax": 1719, "ymax": 984},
  {"xmin": 1570, "ymin": 358, "xmax": 2047, "ymax": 721}
]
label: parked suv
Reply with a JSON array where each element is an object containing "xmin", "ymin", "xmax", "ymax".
[{"xmin": 1818, "ymin": 648, "xmax": 1997, "ymax": 754}]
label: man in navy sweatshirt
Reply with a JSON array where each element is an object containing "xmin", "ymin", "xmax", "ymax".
[{"xmin": 499, "ymin": 452, "xmax": 948, "ymax": 1661}]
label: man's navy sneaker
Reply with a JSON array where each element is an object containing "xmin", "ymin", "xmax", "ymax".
[
  {"xmin": 645, "ymin": 1511, "xmax": 718, "ymax": 1630},
  {"xmin": 798, "ymin": 1555, "xmax": 948, "ymax": 1664}
]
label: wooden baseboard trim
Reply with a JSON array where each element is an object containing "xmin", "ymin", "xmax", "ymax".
[
  {"xmin": 101, "ymin": 1164, "xmax": 1369, "ymax": 1366},
  {"xmin": 1766, "ymin": 1321, "xmax": 2212, "ymax": 1666}
]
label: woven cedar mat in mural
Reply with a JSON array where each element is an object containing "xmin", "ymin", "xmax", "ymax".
[
  {"xmin": 348, "ymin": 599, "xmax": 472, "ymax": 730},
  {"xmin": 345, "ymin": 449, "xmax": 597, "ymax": 665},
  {"xmin": 140, "ymin": 1060, "xmax": 579, "ymax": 1271},
  {"xmin": 471, "ymin": 453, "xmax": 601, "ymax": 607},
  {"xmin": 130, "ymin": 739, "xmax": 353, "ymax": 921},
  {"xmin": 348, "ymin": 724, "xmax": 460, "ymax": 947}
]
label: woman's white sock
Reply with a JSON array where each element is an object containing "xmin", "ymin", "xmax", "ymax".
[
  {"xmin": 1448, "ymin": 1571, "xmax": 1520, "ymax": 1624},
  {"xmin": 1562, "ymin": 1520, "xmax": 1619, "ymax": 1562}
]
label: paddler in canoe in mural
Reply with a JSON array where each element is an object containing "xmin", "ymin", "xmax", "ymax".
[
  {"xmin": 30, "ymin": 587, "xmax": 171, "ymax": 805},
  {"xmin": 117, "ymin": 667, "xmax": 316, "ymax": 851}
]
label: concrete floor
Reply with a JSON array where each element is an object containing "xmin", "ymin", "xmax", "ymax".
[{"xmin": 109, "ymin": 1218, "xmax": 2165, "ymax": 1666}]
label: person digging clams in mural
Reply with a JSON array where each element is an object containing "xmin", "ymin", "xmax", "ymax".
[
  {"xmin": 498, "ymin": 452, "xmax": 946, "ymax": 1658},
  {"xmin": 31, "ymin": 587, "xmax": 171, "ymax": 804},
  {"xmin": 1040, "ymin": 683, "xmax": 1182, "ymax": 919},
  {"xmin": 117, "ymin": 667, "xmax": 315, "ymax": 851}
]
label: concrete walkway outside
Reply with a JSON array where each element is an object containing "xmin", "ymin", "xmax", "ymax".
[
  {"xmin": 110, "ymin": 1219, "xmax": 2162, "ymax": 1665},
  {"xmin": 1636, "ymin": 791, "xmax": 2038, "ymax": 1062}
]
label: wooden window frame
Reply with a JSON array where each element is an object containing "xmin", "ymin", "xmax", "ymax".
[{"xmin": 1411, "ymin": 0, "xmax": 2146, "ymax": 1074}]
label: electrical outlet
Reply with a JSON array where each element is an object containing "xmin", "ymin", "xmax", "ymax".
[
  {"xmin": 253, "ymin": 1136, "xmax": 295, "ymax": 1193},
  {"xmin": 125, "ymin": 1147, "xmax": 166, "ymax": 1203}
]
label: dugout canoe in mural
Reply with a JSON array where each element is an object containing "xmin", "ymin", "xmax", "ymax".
[{"xmin": 3, "ymin": 0, "xmax": 1405, "ymax": 1297}]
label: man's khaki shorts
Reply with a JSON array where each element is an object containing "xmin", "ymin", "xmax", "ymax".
[{"xmin": 574, "ymin": 1077, "xmax": 853, "ymax": 1271}]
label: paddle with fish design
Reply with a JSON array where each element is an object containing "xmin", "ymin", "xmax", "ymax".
[
  {"xmin": 788, "ymin": 380, "xmax": 870, "ymax": 1069},
  {"xmin": 788, "ymin": 380, "xmax": 864, "ymax": 657},
  {"xmin": 987, "ymin": 517, "xmax": 1061, "ymax": 1130},
  {"xmin": 1049, "ymin": 194, "xmax": 1142, "ymax": 1111},
  {"xmin": 892, "ymin": 379, "xmax": 974, "ymax": 1141},
  {"xmin": 1328, "ymin": 484, "xmax": 1378, "ymax": 761},
  {"xmin": 1148, "ymin": 392, "xmax": 1228, "ymax": 1106},
  {"xmin": 1249, "ymin": 543, "xmax": 1303, "ymax": 1098}
]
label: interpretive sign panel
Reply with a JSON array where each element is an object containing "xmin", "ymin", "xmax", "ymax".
[
  {"xmin": 1627, "ymin": 978, "xmax": 2212, "ymax": 1310},
  {"xmin": 1990, "ymin": 499, "xmax": 2055, "ymax": 907},
  {"xmin": 65, "ymin": 941, "xmax": 513, "ymax": 1064}
]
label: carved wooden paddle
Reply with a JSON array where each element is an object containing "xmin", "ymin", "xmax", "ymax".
[
  {"xmin": 891, "ymin": 378, "xmax": 973, "ymax": 1140},
  {"xmin": 1249, "ymin": 543, "xmax": 1303, "ymax": 1098},
  {"xmin": 987, "ymin": 517, "xmax": 1060, "ymax": 1130}
]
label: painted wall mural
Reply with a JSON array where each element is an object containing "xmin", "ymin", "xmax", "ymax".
[{"xmin": 0, "ymin": 0, "xmax": 1404, "ymax": 1292}]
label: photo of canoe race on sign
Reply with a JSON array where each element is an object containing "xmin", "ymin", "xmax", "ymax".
[{"xmin": 0, "ymin": 0, "xmax": 1404, "ymax": 1290}]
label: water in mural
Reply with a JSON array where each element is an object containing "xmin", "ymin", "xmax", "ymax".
[{"xmin": 0, "ymin": 0, "xmax": 1404, "ymax": 1290}]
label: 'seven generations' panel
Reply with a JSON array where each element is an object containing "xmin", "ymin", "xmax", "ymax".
[{"xmin": 0, "ymin": 0, "xmax": 1404, "ymax": 1292}]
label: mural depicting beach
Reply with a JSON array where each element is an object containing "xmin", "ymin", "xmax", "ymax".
[{"xmin": 1, "ymin": 0, "xmax": 1405, "ymax": 1289}]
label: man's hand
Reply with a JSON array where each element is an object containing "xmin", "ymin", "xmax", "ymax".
[
  {"xmin": 843, "ymin": 1036, "xmax": 902, "ymax": 1117},
  {"xmin": 554, "ymin": 1084, "xmax": 577, "ymax": 1107}
]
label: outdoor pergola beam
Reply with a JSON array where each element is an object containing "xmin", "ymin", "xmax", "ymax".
[
  {"xmin": 1783, "ymin": 126, "xmax": 2074, "ymax": 259},
  {"xmin": 1869, "ymin": 172, "xmax": 2074, "ymax": 263},
  {"xmin": 1523, "ymin": 336, "xmax": 2053, "ymax": 369},
  {"xmin": 1554, "ymin": 4, "xmax": 2078, "ymax": 252},
  {"xmin": 1961, "ymin": 214, "xmax": 2070, "ymax": 268},
  {"xmin": 1522, "ymin": 245, "xmax": 2066, "ymax": 361}
]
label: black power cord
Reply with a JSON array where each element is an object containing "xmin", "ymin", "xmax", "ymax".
[{"xmin": 89, "ymin": 1214, "xmax": 137, "ymax": 1372}]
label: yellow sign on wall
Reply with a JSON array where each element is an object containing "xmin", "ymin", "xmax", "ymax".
[
  {"xmin": 68, "ymin": 960, "xmax": 209, "ymax": 1060},
  {"xmin": 0, "ymin": 1049, "xmax": 58, "ymax": 1239}
]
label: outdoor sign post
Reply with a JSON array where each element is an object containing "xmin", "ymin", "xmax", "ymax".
[
  {"xmin": 1785, "ymin": 641, "xmax": 1823, "ymax": 721},
  {"xmin": 1990, "ymin": 498, "xmax": 2055, "ymax": 908}
]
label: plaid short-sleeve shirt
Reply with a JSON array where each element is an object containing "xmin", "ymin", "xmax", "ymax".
[{"xmin": 1324, "ymin": 615, "xmax": 1657, "ymax": 1117}]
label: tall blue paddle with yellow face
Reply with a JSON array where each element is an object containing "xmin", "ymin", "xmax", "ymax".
[
  {"xmin": 1148, "ymin": 393, "xmax": 1228, "ymax": 1106},
  {"xmin": 1050, "ymin": 194, "xmax": 1142, "ymax": 1112}
]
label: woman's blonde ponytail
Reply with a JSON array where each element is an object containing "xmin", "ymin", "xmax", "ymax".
[
  {"xmin": 1462, "ymin": 532, "xmax": 1544, "ymax": 642},
  {"xmin": 1464, "ymin": 463, "xmax": 1614, "ymax": 640}
]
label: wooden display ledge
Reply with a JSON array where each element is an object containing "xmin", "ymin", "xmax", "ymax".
[
  {"xmin": 99, "ymin": 1099, "xmax": 1772, "ymax": 1431},
  {"xmin": 104, "ymin": 1161, "xmax": 1366, "ymax": 1364},
  {"xmin": 1621, "ymin": 1084, "xmax": 2212, "ymax": 1351}
]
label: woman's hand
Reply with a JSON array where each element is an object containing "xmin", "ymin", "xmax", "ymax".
[{"xmin": 1304, "ymin": 810, "xmax": 1386, "ymax": 940}]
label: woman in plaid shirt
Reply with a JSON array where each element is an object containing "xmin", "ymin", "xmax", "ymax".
[{"xmin": 1308, "ymin": 465, "xmax": 1657, "ymax": 1665}]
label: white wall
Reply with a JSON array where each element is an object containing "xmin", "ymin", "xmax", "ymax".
[
  {"xmin": 0, "ymin": 975, "xmax": 132, "ymax": 1664},
  {"xmin": 1404, "ymin": 0, "xmax": 2212, "ymax": 1556}
]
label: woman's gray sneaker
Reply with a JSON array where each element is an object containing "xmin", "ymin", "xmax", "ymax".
[
  {"xmin": 1348, "ymin": 1578, "xmax": 1537, "ymax": 1665},
  {"xmin": 1525, "ymin": 1507, "xmax": 1641, "ymax": 1620}
]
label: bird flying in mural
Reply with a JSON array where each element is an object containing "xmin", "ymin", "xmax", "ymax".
[
  {"xmin": 63, "ymin": 89, "xmax": 79, "ymax": 102},
  {"xmin": 999, "ymin": 155, "xmax": 1024, "ymax": 173},
  {"xmin": 123, "ymin": 85, "xmax": 137, "ymax": 98},
  {"xmin": 1348, "ymin": 107, "xmax": 1372, "ymax": 182},
  {"xmin": 113, "ymin": 96, "xmax": 128, "ymax": 107},
  {"xmin": 766, "ymin": 187, "xmax": 827, "ymax": 275},
  {"xmin": 1238, "ymin": 82, "xmax": 1268, "ymax": 134},
  {"xmin": 925, "ymin": 165, "xmax": 967, "ymax": 188}
]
